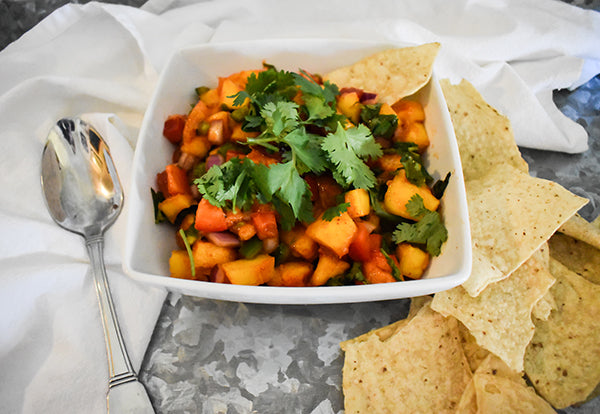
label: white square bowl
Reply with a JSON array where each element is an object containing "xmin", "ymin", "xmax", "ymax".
[{"xmin": 123, "ymin": 39, "xmax": 472, "ymax": 304}]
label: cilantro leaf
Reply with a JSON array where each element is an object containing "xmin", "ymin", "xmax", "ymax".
[
  {"xmin": 360, "ymin": 103, "xmax": 398, "ymax": 139},
  {"xmin": 432, "ymin": 172, "xmax": 452, "ymax": 199},
  {"xmin": 392, "ymin": 142, "xmax": 433, "ymax": 187},
  {"xmin": 151, "ymin": 188, "xmax": 167, "ymax": 224},
  {"xmin": 381, "ymin": 249, "xmax": 403, "ymax": 281},
  {"xmin": 261, "ymin": 101, "xmax": 299, "ymax": 137},
  {"xmin": 267, "ymin": 161, "xmax": 314, "ymax": 224},
  {"xmin": 392, "ymin": 195, "xmax": 448, "ymax": 256},
  {"xmin": 322, "ymin": 123, "xmax": 382, "ymax": 189},
  {"xmin": 292, "ymin": 71, "xmax": 341, "ymax": 128},
  {"xmin": 326, "ymin": 262, "xmax": 368, "ymax": 286},
  {"xmin": 194, "ymin": 158, "xmax": 266, "ymax": 212},
  {"xmin": 282, "ymin": 127, "xmax": 328, "ymax": 174},
  {"xmin": 322, "ymin": 202, "xmax": 351, "ymax": 221}
]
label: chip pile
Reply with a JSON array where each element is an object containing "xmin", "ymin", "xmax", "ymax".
[{"xmin": 337, "ymin": 47, "xmax": 600, "ymax": 413}]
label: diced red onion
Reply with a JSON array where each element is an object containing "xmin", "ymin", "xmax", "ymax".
[
  {"xmin": 210, "ymin": 265, "xmax": 228, "ymax": 283},
  {"xmin": 177, "ymin": 151, "xmax": 198, "ymax": 171},
  {"xmin": 363, "ymin": 220, "xmax": 378, "ymax": 233},
  {"xmin": 205, "ymin": 153, "xmax": 224, "ymax": 170},
  {"xmin": 360, "ymin": 92, "xmax": 378, "ymax": 103},
  {"xmin": 262, "ymin": 237, "xmax": 278, "ymax": 254},
  {"xmin": 207, "ymin": 119, "xmax": 225, "ymax": 145},
  {"xmin": 205, "ymin": 231, "xmax": 240, "ymax": 248}
]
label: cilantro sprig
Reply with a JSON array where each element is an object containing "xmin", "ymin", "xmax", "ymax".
[
  {"xmin": 322, "ymin": 123, "xmax": 382, "ymax": 189},
  {"xmin": 392, "ymin": 194, "xmax": 448, "ymax": 256}
]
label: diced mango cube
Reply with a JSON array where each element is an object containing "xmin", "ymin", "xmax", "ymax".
[
  {"xmin": 272, "ymin": 262, "xmax": 313, "ymax": 287},
  {"xmin": 200, "ymin": 88, "xmax": 220, "ymax": 107},
  {"xmin": 392, "ymin": 100, "xmax": 425, "ymax": 123},
  {"xmin": 337, "ymin": 91, "xmax": 361, "ymax": 124},
  {"xmin": 379, "ymin": 103, "xmax": 396, "ymax": 116},
  {"xmin": 344, "ymin": 188, "xmax": 371, "ymax": 218},
  {"xmin": 306, "ymin": 212, "xmax": 357, "ymax": 257},
  {"xmin": 394, "ymin": 122, "xmax": 429, "ymax": 152},
  {"xmin": 384, "ymin": 170, "xmax": 439, "ymax": 220},
  {"xmin": 281, "ymin": 226, "xmax": 318, "ymax": 261},
  {"xmin": 220, "ymin": 254, "xmax": 275, "ymax": 285},
  {"xmin": 159, "ymin": 193, "xmax": 195, "ymax": 223},
  {"xmin": 192, "ymin": 240, "xmax": 237, "ymax": 269},
  {"xmin": 396, "ymin": 243, "xmax": 430, "ymax": 279},
  {"xmin": 169, "ymin": 250, "xmax": 193, "ymax": 279},
  {"xmin": 310, "ymin": 252, "xmax": 350, "ymax": 286},
  {"xmin": 219, "ymin": 78, "xmax": 244, "ymax": 110}
]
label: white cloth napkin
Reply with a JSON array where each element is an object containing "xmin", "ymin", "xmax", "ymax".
[{"xmin": 0, "ymin": 1, "xmax": 598, "ymax": 413}]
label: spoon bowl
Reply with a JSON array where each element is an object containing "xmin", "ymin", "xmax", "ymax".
[
  {"xmin": 41, "ymin": 117, "xmax": 154, "ymax": 413},
  {"xmin": 41, "ymin": 118, "xmax": 123, "ymax": 237}
]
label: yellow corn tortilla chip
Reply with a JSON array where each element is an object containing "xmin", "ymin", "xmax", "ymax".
[
  {"xmin": 558, "ymin": 214, "xmax": 600, "ymax": 250},
  {"xmin": 472, "ymin": 373, "xmax": 556, "ymax": 413},
  {"xmin": 524, "ymin": 258, "xmax": 600, "ymax": 409},
  {"xmin": 340, "ymin": 318, "xmax": 409, "ymax": 350},
  {"xmin": 341, "ymin": 302, "xmax": 471, "ymax": 413},
  {"xmin": 456, "ymin": 352, "xmax": 554, "ymax": 414},
  {"xmin": 458, "ymin": 321, "xmax": 491, "ymax": 374},
  {"xmin": 462, "ymin": 163, "xmax": 587, "ymax": 296},
  {"xmin": 324, "ymin": 43, "xmax": 440, "ymax": 104},
  {"xmin": 549, "ymin": 232, "xmax": 600, "ymax": 285},
  {"xmin": 531, "ymin": 290, "xmax": 557, "ymax": 321},
  {"xmin": 440, "ymin": 79, "xmax": 528, "ymax": 182},
  {"xmin": 455, "ymin": 378, "xmax": 477, "ymax": 414},
  {"xmin": 432, "ymin": 250, "xmax": 555, "ymax": 372},
  {"xmin": 475, "ymin": 353, "xmax": 525, "ymax": 385}
]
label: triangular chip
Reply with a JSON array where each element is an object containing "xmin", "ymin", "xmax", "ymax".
[
  {"xmin": 440, "ymin": 79, "xmax": 528, "ymax": 182},
  {"xmin": 558, "ymin": 213, "xmax": 600, "ymax": 250},
  {"xmin": 524, "ymin": 258, "xmax": 600, "ymax": 409},
  {"xmin": 531, "ymin": 290, "xmax": 557, "ymax": 321},
  {"xmin": 324, "ymin": 43, "xmax": 440, "ymax": 104},
  {"xmin": 341, "ymin": 302, "xmax": 471, "ymax": 413},
  {"xmin": 432, "ymin": 250, "xmax": 555, "ymax": 372},
  {"xmin": 462, "ymin": 163, "xmax": 587, "ymax": 296},
  {"xmin": 549, "ymin": 232, "xmax": 600, "ymax": 285},
  {"xmin": 472, "ymin": 373, "xmax": 555, "ymax": 413}
]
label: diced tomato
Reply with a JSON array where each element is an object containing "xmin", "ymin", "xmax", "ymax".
[
  {"xmin": 362, "ymin": 254, "xmax": 396, "ymax": 284},
  {"xmin": 225, "ymin": 150, "xmax": 246, "ymax": 162},
  {"xmin": 348, "ymin": 221, "xmax": 372, "ymax": 262},
  {"xmin": 156, "ymin": 171, "xmax": 169, "ymax": 197},
  {"xmin": 251, "ymin": 211, "xmax": 278, "ymax": 240},
  {"xmin": 162, "ymin": 114, "xmax": 186, "ymax": 144},
  {"xmin": 304, "ymin": 174, "xmax": 319, "ymax": 202},
  {"xmin": 195, "ymin": 198, "xmax": 228, "ymax": 232},
  {"xmin": 246, "ymin": 148, "xmax": 280, "ymax": 166},
  {"xmin": 165, "ymin": 164, "xmax": 191, "ymax": 197}
]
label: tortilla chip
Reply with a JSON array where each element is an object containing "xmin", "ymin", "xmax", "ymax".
[
  {"xmin": 549, "ymin": 232, "xmax": 600, "ymax": 285},
  {"xmin": 432, "ymin": 250, "xmax": 555, "ymax": 372},
  {"xmin": 408, "ymin": 295, "xmax": 432, "ymax": 319},
  {"xmin": 558, "ymin": 214, "xmax": 600, "ymax": 250},
  {"xmin": 324, "ymin": 43, "xmax": 440, "ymax": 104},
  {"xmin": 462, "ymin": 163, "xmax": 587, "ymax": 296},
  {"xmin": 531, "ymin": 290, "xmax": 557, "ymax": 321},
  {"xmin": 455, "ymin": 379, "xmax": 478, "ymax": 414},
  {"xmin": 340, "ymin": 318, "xmax": 409, "ymax": 350},
  {"xmin": 524, "ymin": 258, "xmax": 600, "ymax": 409},
  {"xmin": 458, "ymin": 322, "xmax": 491, "ymax": 373},
  {"xmin": 475, "ymin": 353, "xmax": 525, "ymax": 385},
  {"xmin": 440, "ymin": 79, "xmax": 528, "ymax": 182},
  {"xmin": 472, "ymin": 373, "xmax": 556, "ymax": 413},
  {"xmin": 341, "ymin": 303, "xmax": 471, "ymax": 413}
]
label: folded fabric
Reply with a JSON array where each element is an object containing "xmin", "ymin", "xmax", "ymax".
[{"xmin": 0, "ymin": 1, "xmax": 598, "ymax": 413}]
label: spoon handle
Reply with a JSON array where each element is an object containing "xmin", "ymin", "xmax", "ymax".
[{"xmin": 86, "ymin": 236, "xmax": 155, "ymax": 412}]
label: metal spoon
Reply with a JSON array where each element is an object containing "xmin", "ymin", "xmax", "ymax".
[{"xmin": 41, "ymin": 117, "xmax": 154, "ymax": 413}]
